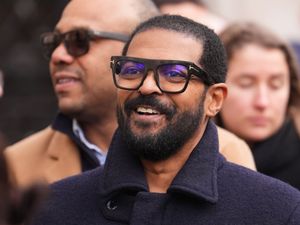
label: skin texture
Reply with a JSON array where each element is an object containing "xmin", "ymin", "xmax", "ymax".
[
  {"xmin": 159, "ymin": 2, "xmax": 227, "ymax": 33},
  {"xmin": 117, "ymin": 28, "xmax": 227, "ymax": 192},
  {"xmin": 220, "ymin": 44, "xmax": 290, "ymax": 143}
]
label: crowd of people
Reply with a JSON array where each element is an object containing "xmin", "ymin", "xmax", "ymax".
[{"xmin": 0, "ymin": 0, "xmax": 300, "ymax": 224}]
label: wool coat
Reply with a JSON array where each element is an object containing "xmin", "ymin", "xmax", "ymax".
[{"xmin": 30, "ymin": 121, "xmax": 300, "ymax": 225}]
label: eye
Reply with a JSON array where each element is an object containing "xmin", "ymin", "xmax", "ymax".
[
  {"xmin": 116, "ymin": 61, "xmax": 145, "ymax": 79},
  {"xmin": 158, "ymin": 64, "xmax": 188, "ymax": 83},
  {"xmin": 269, "ymin": 76, "xmax": 285, "ymax": 90},
  {"xmin": 235, "ymin": 76, "xmax": 255, "ymax": 88},
  {"xmin": 121, "ymin": 66, "xmax": 140, "ymax": 75}
]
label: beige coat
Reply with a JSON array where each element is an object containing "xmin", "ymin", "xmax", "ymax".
[
  {"xmin": 4, "ymin": 126, "xmax": 256, "ymax": 187},
  {"xmin": 5, "ymin": 127, "xmax": 81, "ymax": 187}
]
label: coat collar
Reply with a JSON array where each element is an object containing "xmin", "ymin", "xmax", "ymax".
[
  {"xmin": 100, "ymin": 120, "xmax": 221, "ymax": 203},
  {"xmin": 52, "ymin": 113, "xmax": 100, "ymax": 170}
]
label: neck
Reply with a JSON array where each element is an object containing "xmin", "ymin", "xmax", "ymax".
[
  {"xmin": 77, "ymin": 113, "xmax": 118, "ymax": 153},
  {"xmin": 142, "ymin": 120, "xmax": 207, "ymax": 193}
]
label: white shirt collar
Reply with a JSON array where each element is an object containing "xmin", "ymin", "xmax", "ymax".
[{"xmin": 72, "ymin": 119, "xmax": 106, "ymax": 165}]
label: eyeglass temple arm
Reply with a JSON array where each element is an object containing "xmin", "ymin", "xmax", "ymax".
[
  {"xmin": 190, "ymin": 65, "xmax": 215, "ymax": 85},
  {"xmin": 92, "ymin": 31, "xmax": 129, "ymax": 42}
]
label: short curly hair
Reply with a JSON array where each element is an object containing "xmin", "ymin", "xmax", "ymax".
[{"xmin": 122, "ymin": 14, "xmax": 227, "ymax": 84}]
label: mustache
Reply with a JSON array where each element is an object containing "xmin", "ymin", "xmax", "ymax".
[
  {"xmin": 51, "ymin": 65, "xmax": 81, "ymax": 76},
  {"xmin": 124, "ymin": 95, "xmax": 176, "ymax": 119}
]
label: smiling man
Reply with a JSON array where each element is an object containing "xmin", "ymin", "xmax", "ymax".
[
  {"xmin": 4, "ymin": 0, "xmax": 255, "ymax": 189},
  {"xmin": 30, "ymin": 15, "xmax": 300, "ymax": 225}
]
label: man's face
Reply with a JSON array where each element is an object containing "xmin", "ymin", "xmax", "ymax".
[
  {"xmin": 49, "ymin": 0, "xmax": 127, "ymax": 120},
  {"xmin": 221, "ymin": 44, "xmax": 290, "ymax": 142},
  {"xmin": 117, "ymin": 29, "xmax": 209, "ymax": 161}
]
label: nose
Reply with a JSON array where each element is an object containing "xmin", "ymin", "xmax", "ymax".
[
  {"xmin": 138, "ymin": 71, "xmax": 162, "ymax": 95},
  {"xmin": 51, "ymin": 43, "xmax": 74, "ymax": 65},
  {"xmin": 253, "ymin": 85, "xmax": 270, "ymax": 110}
]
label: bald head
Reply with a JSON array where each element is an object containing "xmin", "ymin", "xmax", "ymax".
[{"xmin": 59, "ymin": 0, "xmax": 159, "ymax": 34}]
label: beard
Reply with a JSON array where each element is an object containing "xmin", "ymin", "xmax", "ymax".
[{"xmin": 117, "ymin": 94, "xmax": 206, "ymax": 162}]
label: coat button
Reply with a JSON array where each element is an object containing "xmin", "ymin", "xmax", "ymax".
[{"xmin": 106, "ymin": 200, "xmax": 118, "ymax": 211}]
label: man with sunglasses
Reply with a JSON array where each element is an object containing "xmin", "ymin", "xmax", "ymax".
[
  {"xmin": 30, "ymin": 15, "xmax": 300, "ymax": 225},
  {"xmin": 4, "ymin": 0, "xmax": 254, "ymax": 188},
  {"xmin": 4, "ymin": 0, "xmax": 159, "ymax": 187}
]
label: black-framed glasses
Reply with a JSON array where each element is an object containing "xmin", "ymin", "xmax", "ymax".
[
  {"xmin": 40, "ymin": 29, "xmax": 129, "ymax": 59},
  {"xmin": 110, "ymin": 56, "xmax": 213, "ymax": 94}
]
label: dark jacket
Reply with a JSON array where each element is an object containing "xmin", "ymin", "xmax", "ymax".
[
  {"xmin": 253, "ymin": 118, "xmax": 300, "ymax": 190},
  {"xmin": 30, "ymin": 121, "xmax": 300, "ymax": 225}
]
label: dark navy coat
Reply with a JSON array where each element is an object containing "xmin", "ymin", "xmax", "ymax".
[{"xmin": 30, "ymin": 121, "xmax": 300, "ymax": 225}]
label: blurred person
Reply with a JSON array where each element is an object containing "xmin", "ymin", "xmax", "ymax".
[
  {"xmin": 217, "ymin": 22, "xmax": 300, "ymax": 189},
  {"xmin": 30, "ymin": 15, "xmax": 300, "ymax": 225},
  {"xmin": 0, "ymin": 70, "xmax": 4, "ymax": 98},
  {"xmin": 153, "ymin": 0, "xmax": 228, "ymax": 33},
  {"xmin": 4, "ymin": 0, "xmax": 159, "ymax": 187},
  {"xmin": 0, "ymin": 149, "xmax": 45, "ymax": 225},
  {"xmin": 0, "ymin": 1, "xmax": 69, "ymax": 145},
  {"xmin": 5, "ymin": 0, "xmax": 255, "ymax": 188},
  {"xmin": 0, "ymin": 70, "xmax": 7, "ymax": 150}
]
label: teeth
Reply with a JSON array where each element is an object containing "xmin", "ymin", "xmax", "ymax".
[
  {"xmin": 57, "ymin": 78, "xmax": 75, "ymax": 84},
  {"xmin": 136, "ymin": 107, "xmax": 159, "ymax": 115}
]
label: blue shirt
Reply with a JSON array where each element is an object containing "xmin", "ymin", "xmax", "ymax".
[{"xmin": 72, "ymin": 119, "xmax": 107, "ymax": 166}]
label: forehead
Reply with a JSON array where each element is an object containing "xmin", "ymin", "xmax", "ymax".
[
  {"xmin": 56, "ymin": 0, "xmax": 134, "ymax": 32},
  {"xmin": 228, "ymin": 44, "xmax": 289, "ymax": 78},
  {"xmin": 126, "ymin": 28, "xmax": 203, "ymax": 63}
]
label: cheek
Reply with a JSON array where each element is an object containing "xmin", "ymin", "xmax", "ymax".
[
  {"xmin": 177, "ymin": 83, "xmax": 207, "ymax": 110},
  {"xmin": 271, "ymin": 89, "xmax": 289, "ymax": 116},
  {"xmin": 117, "ymin": 90, "xmax": 131, "ymax": 109},
  {"xmin": 222, "ymin": 85, "xmax": 252, "ymax": 114}
]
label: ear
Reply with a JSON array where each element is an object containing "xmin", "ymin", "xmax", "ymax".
[{"xmin": 205, "ymin": 83, "xmax": 228, "ymax": 117}]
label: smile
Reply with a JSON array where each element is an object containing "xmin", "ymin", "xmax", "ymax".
[
  {"xmin": 136, "ymin": 106, "xmax": 160, "ymax": 115},
  {"xmin": 56, "ymin": 77, "xmax": 78, "ymax": 84}
]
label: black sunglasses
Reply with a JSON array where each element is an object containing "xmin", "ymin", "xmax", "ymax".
[
  {"xmin": 40, "ymin": 29, "xmax": 129, "ymax": 59},
  {"xmin": 111, "ymin": 56, "xmax": 213, "ymax": 94}
]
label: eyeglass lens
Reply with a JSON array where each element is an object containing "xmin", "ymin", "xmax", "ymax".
[
  {"xmin": 41, "ymin": 30, "xmax": 90, "ymax": 59},
  {"xmin": 64, "ymin": 30, "xmax": 89, "ymax": 57},
  {"xmin": 114, "ymin": 60, "xmax": 190, "ymax": 92}
]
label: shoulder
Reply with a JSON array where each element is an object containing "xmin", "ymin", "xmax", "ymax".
[
  {"xmin": 4, "ymin": 126, "xmax": 55, "ymax": 175},
  {"xmin": 217, "ymin": 126, "xmax": 256, "ymax": 170},
  {"xmin": 51, "ymin": 167, "xmax": 102, "ymax": 193},
  {"xmin": 4, "ymin": 126, "xmax": 76, "ymax": 160},
  {"xmin": 31, "ymin": 168, "xmax": 104, "ymax": 225},
  {"xmin": 5, "ymin": 126, "xmax": 54, "ymax": 155},
  {"xmin": 219, "ymin": 162, "xmax": 300, "ymax": 220},
  {"xmin": 290, "ymin": 106, "xmax": 300, "ymax": 136},
  {"xmin": 4, "ymin": 127, "xmax": 79, "ymax": 187},
  {"xmin": 220, "ymin": 162, "xmax": 300, "ymax": 197}
]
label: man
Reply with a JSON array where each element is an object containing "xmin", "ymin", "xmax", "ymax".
[
  {"xmin": 4, "ymin": 0, "xmax": 159, "ymax": 187},
  {"xmin": 5, "ymin": 0, "xmax": 254, "ymax": 188},
  {"xmin": 30, "ymin": 15, "xmax": 300, "ymax": 225}
]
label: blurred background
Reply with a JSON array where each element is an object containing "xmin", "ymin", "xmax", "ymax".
[
  {"xmin": 207, "ymin": 0, "xmax": 300, "ymax": 42},
  {"xmin": 0, "ymin": 0, "xmax": 300, "ymax": 146},
  {"xmin": 0, "ymin": 0, "xmax": 68, "ymax": 146}
]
